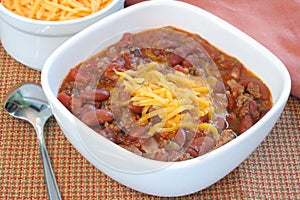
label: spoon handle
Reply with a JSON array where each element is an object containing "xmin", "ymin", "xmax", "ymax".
[
  {"xmin": 35, "ymin": 125, "xmax": 62, "ymax": 200},
  {"xmin": 38, "ymin": 142, "xmax": 62, "ymax": 200}
]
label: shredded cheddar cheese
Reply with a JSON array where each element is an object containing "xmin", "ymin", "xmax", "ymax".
[
  {"xmin": 115, "ymin": 62, "xmax": 217, "ymax": 136},
  {"xmin": 1, "ymin": 0, "xmax": 112, "ymax": 21}
]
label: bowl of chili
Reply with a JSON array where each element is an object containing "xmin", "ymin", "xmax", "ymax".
[{"xmin": 41, "ymin": 1, "xmax": 291, "ymax": 197}]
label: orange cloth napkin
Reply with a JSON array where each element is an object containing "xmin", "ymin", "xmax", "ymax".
[{"xmin": 125, "ymin": 0, "xmax": 300, "ymax": 98}]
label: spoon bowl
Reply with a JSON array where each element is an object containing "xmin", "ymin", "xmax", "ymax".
[{"xmin": 4, "ymin": 82, "xmax": 61, "ymax": 200}]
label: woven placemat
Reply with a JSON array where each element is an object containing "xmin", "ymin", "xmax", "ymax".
[{"xmin": 0, "ymin": 42, "xmax": 299, "ymax": 199}]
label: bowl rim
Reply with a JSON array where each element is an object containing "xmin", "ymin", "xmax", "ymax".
[
  {"xmin": 41, "ymin": 0, "xmax": 291, "ymax": 172},
  {"xmin": 0, "ymin": 0, "xmax": 124, "ymax": 26}
]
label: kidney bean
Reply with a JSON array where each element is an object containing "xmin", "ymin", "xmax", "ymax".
[
  {"xmin": 86, "ymin": 100, "xmax": 102, "ymax": 109},
  {"xmin": 74, "ymin": 103, "xmax": 97, "ymax": 118},
  {"xmin": 173, "ymin": 128, "xmax": 186, "ymax": 147},
  {"xmin": 214, "ymin": 116, "xmax": 227, "ymax": 130},
  {"xmin": 249, "ymin": 100, "xmax": 260, "ymax": 120},
  {"xmin": 198, "ymin": 136, "xmax": 216, "ymax": 156},
  {"xmin": 182, "ymin": 59, "xmax": 193, "ymax": 68},
  {"xmin": 70, "ymin": 97, "xmax": 84, "ymax": 116},
  {"xmin": 187, "ymin": 136, "xmax": 216, "ymax": 157},
  {"xmin": 122, "ymin": 52, "xmax": 136, "ymax": 69},
  {"xmin": 238, "ymin": 114, "xmax": 254, "ymax": 134},
  {"xmin": 186, "ymin": 147, "xmax": 198, "ymax": 158},
  {"xmin": 226, "ymin": 112, "xmax": 236, "ymax": 122},
  {"xmin": 57, "ymin": 92, "xmax": 71, "ymax": 110},
  {"xmin": 168, "ymin": 53, "xmax": 184, "ymax": 66},
  {"xmin": 82, "ymin": 103, "xmax": 96, "ymax": 111},
  {"xmin": 128, "ymin": 102, "xmax": 143, "ymax": 114},
  {"xmin": 81, "ymin": 109, "xmax": 114, "ymax": 126},
  {"xmin": 213, "ymin": 80, "xmax": 226, "ymax": 93},
  {"xmin": 154, "ymin": 149, "xmax": 169, "ymax": 162},
  {"xmin": 69, "ymin": 68, "xmax": 80, "ymax": 81},
  {"xmin": 226, "ymin": 92, "xmax": 237, "ymax": 110},
  {"xmin": 80, "ymin": 89, "xmax": 110, "ymax": 101}
]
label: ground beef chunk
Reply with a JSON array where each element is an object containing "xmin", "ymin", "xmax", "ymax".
[
  {"xmin": 214, "ymin": 129, "xmax": 236, "ymax": 149},
  {"xmin": 246, "ymin": 82, "xmax": 262, "ymax": 99},
  {"xmin": 227, "ymin": 79, "xmax": 244, "ymax": 97}
]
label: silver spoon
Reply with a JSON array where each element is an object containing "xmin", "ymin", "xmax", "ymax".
[{"xmin": 4, "ymin": 82, "xmax": 61, "ymax": 200}]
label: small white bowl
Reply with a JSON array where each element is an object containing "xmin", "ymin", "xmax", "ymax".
[
  {"xmin": 0, "ymin": 0, "xmax": 124, "ymax": 71},
  {"xmin": 42, "ymin": 1, "xmax": 291, "ymax": 197}
]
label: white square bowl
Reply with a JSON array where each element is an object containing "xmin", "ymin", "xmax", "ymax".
[{"xmin": 41, "ymin": 1, "xmax": 291, "ymax": 197}]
